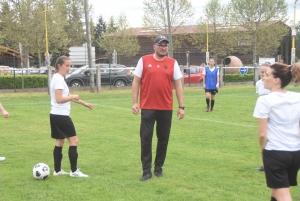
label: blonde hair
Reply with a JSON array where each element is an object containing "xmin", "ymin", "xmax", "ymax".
[
  {"xmin": 291, "ymin": 63, "xmax": 300, "ymax": 86},
  {"xmin": 55, "ymin": 56, "xmax": 70, "ymax": 73}
]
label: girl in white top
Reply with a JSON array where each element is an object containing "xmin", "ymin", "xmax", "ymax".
[
  {"xmin": 253, "ymin": 63, "xmax": 300, "ymax": 201},
  {"xmin": 256, "ymin": 63, "xmax": 271, "ymax": 96},
  {"xmin": 50, "ymin": 56, "xmax": 93, "ymax": 177}
]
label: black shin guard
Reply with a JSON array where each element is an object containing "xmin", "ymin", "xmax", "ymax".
[
  {"xmin": 53, "ymin": 146, "xmax": 63, "ymax": 172},
  {"xmin": 68, "ymin": 146, "xmax": 78, "ymax": 172},
  {"xmin": 206, "ymin": 98, "xmax": 210, "ymax": 106},
  {"xmin": 270, "ymin": 197, "xmax": 277, "ymax": 201},
  {"xmin": 211, "ymin": 100, "xmax": 215, "ymax": 109}
]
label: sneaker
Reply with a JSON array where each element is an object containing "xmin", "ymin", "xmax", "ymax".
[
  {"xmin": 206, "ymin": 106, "xmax": 210, "ymax": 112},
  {"xmin": 140, "ymin": 173, "xmax": 152, "ymax": 181},
  {"xmin": 70, "ymin": 169, "xmax": 88, "ymax": 177},
  {"xmin": 154, "ymin": 171, "xmax": 164, "ymax": 177},
  {"xmin": 256, "ymin": 166, "xmax": 264, "ymax": 171},
  {"xmin": 210, "ymin": 109, "xmax": 214, "ymax": 112},
  {"xmin": 53, "ymin": 169, "xmax": 69, "ymax": 176},
  {"xmin": 0, "ymin": 156, "xmax": 5, "ymax": 162}
]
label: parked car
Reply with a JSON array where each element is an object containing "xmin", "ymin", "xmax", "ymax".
[
  {"xmin": 39, "ymin": 66, "xmax": 55, "ymax": 74},
  {"xmin": 183, "ymin": 65, "xmax": 204, "ymax": 84},
  {"xmin": 65, "ymin": 64, "xmax": 132, "ymax": 87}
]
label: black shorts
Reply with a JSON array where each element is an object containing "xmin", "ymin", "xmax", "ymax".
[
  {"xmin": 205, "ymin": 89, "xmax": 218, "ymax": 95},
  {"xmin": 50, "ymin": 114, "xmax": 76, "ymax": 139},
  {"xmin": 263, "ymin": 149, "xmax": 300, "ymax": 188}
]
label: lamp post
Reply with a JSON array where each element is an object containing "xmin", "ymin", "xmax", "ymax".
[
  {"xmin": 291, "ymin": 0, "xmax": 298, "ymax": 65},
  {"xmin": 206, "ymin": 18, "xmax": 209, "ymax": 66}
]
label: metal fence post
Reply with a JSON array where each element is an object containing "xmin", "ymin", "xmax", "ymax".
[
  {"xmin": 219, "ymin": 65, "xmax": 223, "ymax": 87},
  {"xmin": 97, "ymin": 65, "xmax": 101, "ymax": 93}
]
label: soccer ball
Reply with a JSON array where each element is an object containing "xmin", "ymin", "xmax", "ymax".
[{"xmin": 32, "ymin": 163, "xmax": 50, "ymax": 180}]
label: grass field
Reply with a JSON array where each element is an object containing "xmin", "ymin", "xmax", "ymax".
[{"xmin": 1, "ymin": 85, "xmax": 300, "ymax": 201}]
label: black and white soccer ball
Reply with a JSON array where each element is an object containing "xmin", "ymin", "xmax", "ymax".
[{"xmin": 32, "ymin": 163, "xmax": 50, "ymax": 180}]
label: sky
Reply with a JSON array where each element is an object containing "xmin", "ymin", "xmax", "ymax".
[{"xmin": 89, "ymin": 0, "xmax": 300, "ymax": 28}]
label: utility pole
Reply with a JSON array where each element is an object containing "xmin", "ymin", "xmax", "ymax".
[
  {"xmin": 291, "ymin": 0, "xmax": 298, "ymax": 65},
  {"xmin": 43, "ymin": 6, "xmax": 52, "ymax": 94},
  {"xmin": 84, "ymin": 0, "xmax": 95, "ymax": 92},
  {"xmin": 166, "ymin": 0, "xmax": 173, "ymax": 58}
]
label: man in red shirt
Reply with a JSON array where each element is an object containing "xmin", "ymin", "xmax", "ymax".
[{"xmin": 132, "ymin": 35, "xmax": 185, "ymax": 181}]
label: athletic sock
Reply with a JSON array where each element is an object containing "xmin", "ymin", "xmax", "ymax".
[
  {"xmin": 53, "ymin": 146, "xmax": 63, "ymax": 172},
  {"xmin": 68, "ymin": 146, "xmax": 78, "ymax": 172},
  {"xmin": 206, "ymin": 98, "xmax": 210, "ymax": 107},
  {"xmin": 211, "ymin": 100, "xmax": 215, "ymax": 109}
]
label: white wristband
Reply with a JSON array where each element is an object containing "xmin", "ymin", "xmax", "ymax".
[{"xmin": 216, "ymin": 83, "xmax": 219, "ymax": 87}]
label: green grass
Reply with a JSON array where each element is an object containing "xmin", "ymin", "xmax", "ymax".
[{"xmin": 1, "ymin": 85, "xmax": 300, "ymax": 201}]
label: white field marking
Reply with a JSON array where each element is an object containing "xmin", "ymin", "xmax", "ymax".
[
  {"xmin": 183, "ymin": 115, "xmax": 256, "ymax": 128},
  {"xmin": 93, "ymin": 103, "xmax": 256, "ymax": 128}
]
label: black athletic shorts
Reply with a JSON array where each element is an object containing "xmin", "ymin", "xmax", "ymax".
[
  {"xmin": 50, "ymin": 114, "xmax": 76, "ymax": 139},
  {"xmin": 263, "ymin": 149, "xmax": 300, "ymax": 188},
  {"xmin": 205, "ymin": 89, "xmax": 218, "ymax": 95}
]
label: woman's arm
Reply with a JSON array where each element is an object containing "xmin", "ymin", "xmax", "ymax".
[
  {"xmin": 55, "ymin": 90, "xmax": 79, "ymax": 103},
  {"xmin": 71, "ymin": 98, "xmax": 93, "ymax": 110},
  {"xmin": 258, "ymin": 118, "xmax": 268, "ymax": 153}
]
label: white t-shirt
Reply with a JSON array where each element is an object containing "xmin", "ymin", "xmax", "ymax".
[
  {"xmin": 255, "ymin": 79, "xmax": 271, "ymax": 96},
  {"xmin": 253, "ymin": 91, "xmax": 300, "ymax": 151},
  {"xmin": 134, "ymin": 57, "xmax": 182, "ymax": 80},
  {"xmin": 50, "ymin": 73, "xmax": 70, "ymax": 116}
]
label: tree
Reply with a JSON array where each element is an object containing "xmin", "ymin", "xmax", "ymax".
[
  {"xmin": 142, "ymin": 0, "xmax": 194, "ymax": 51},
  {"xmin": 296, "ymin": 21, "xmax": 300, "ymax": 61},
  {"xmin": 98, "ymin": 13, "xmax": 140, "ymax": 63},
  {"xmin": 0, "ymin": 0, "xmax": 80, "ymax": 67},
  {"xmin": 93, "ymin": 15, "xmax": 106, "ymax": 57},
  {"xmin": 228, "ymin": 0, "xmax": 289, "ymax": 64},
  {"xmin": 189, "ymin": 0, "xmax": 239, "ymax": 63}
]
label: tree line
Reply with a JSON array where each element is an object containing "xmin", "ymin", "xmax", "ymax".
[{"xmin": 0, "ymin": 0, "xmax": 299, "ymax": 67}]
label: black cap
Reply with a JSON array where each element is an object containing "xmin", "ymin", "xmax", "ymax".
[{"xmin": 154, "ymin": 35, "xmax": 169, "ymax": 44}]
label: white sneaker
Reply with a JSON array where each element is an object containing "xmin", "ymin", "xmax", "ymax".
[
  {"xmin": 0, "ymin": 157, "xmax": 5, "ymax": 162},
  {"xmin": 70, "ymin": 169, "xmax": 88, "ymax": 177},
  {"xmin": 53, "ymin": 169, "xmax": 69, "ymax": 176}
]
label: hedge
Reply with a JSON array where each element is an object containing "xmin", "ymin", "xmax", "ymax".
[
  {"xmin": 0, "ymin": 75, "xmax": 48, "ymax": 89},
  {"xmin": 0, "ymin": 74, "xmax": 254, "ymax": 89},
  {"xmin": 223, "ymin": 74, "xmax": 253, "ymax": 82}
]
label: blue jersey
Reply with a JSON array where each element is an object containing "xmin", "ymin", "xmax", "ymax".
[{"xmin": 205, "ymin": 67, "xmax": 218, "ymax": 90}]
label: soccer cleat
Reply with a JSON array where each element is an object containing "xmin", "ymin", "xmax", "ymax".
[
  {"xmin": 210, "ymin": 109, "xmax": 214, "ymax": 112},
  {"xmin": 206, "ymin": 106, "xmax": 210, "ymax": 112},
  {"xmin": 70, "ymin": 169, "xmax": 88, "ymax": 177},
  {"xmin": 53, "ymin": 169, "xmax": 69, "ymax": 176},
  {"xmin": 0, "ymin": 156, "xmax": 5, "ymax": 162},
  {"xmin": 256, "ymin": 166, "xmax": 264, "ymax": 171}
]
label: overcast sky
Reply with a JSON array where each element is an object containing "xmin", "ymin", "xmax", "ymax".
[{"xmin": 89, "ymin": 0, "xmax": 300, "ymax": 27}]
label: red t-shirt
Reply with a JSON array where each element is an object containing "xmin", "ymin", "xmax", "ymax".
[{"xmin": 140, "ymin": 54, "xmax": 175, "ymax": 110}]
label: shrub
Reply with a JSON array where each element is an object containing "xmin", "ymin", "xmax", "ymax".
[
  {"xmin": 0, "ymin": 75, "xmax": 48, "ymax": 89},
  {"xmin": 223, "ymin": 74, "xmax": 253, "ymax": 82}
]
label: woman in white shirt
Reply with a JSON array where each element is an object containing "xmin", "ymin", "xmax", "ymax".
[
  {"xmin": 50, "ymin": 56, "xmax": 93, "ymax": 177},
  {"xmin": 253, "ymin": 63, "xmax": 300, "ymax": 201}
]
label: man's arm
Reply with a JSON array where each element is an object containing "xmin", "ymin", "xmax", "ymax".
[
  {"xmin": 132, "ymin": 76, "xmax": 141, "ymax": 115},
  {"xmin": 174, "ymin": 79, "xmax": 184, "ymax": 120}
]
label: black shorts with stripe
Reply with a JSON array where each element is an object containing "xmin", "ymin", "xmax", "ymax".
[
  {"xmin": 205, "ymin": 89, "xmax": 218, "ymax": 95},
  {"xmin": 50, "ymin": 114, "xmax": 76, "ymax": 139},
  {"xmin": 263, "ymin": 149, "xmax": 300, "ymax": 188}
]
